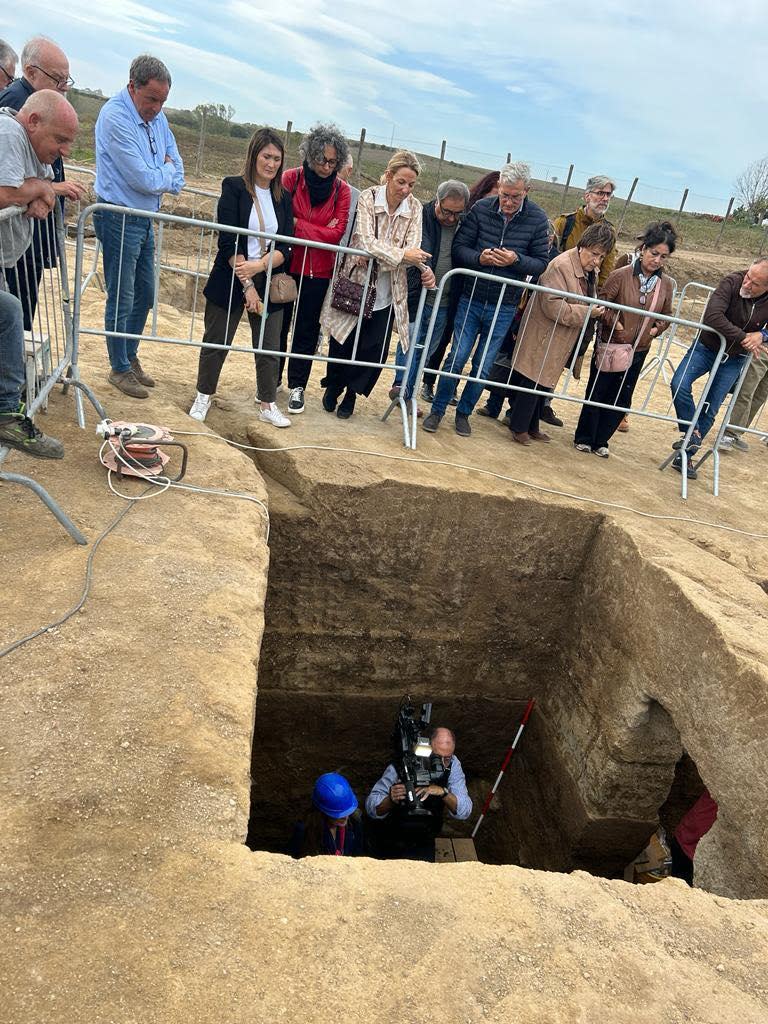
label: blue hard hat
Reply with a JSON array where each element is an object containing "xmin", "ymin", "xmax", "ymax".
[{"xmin": 312, "ymin": 772, "xmax": 358, "ymax": 819}]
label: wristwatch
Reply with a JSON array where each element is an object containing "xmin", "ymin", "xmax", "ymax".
[{"xmin": 243, "ymin": 279, "xmax": 254, "ymax": 292}]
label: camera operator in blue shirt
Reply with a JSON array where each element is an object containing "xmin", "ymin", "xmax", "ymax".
[{"xmin": 365, "ymin": 726, "xmax": 472, "ymax": 860}]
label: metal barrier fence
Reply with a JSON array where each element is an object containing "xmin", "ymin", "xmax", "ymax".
[
  {"xmin": 0, "ymin": 202, "xmax": 105, "ymax": 544},
  {"xmin": 68, "ymin": 200, "xmax": 737, "ymax": 500},
  {"xmin": 393, "ymin": 267, "xmax": 729, "ymax": 498},
  {"xmin": 72, "ymin": 202, "xmax": 414, "ymax": 446}
]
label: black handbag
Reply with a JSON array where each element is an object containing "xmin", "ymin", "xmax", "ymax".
[{"xmin": 330, "ymin": 189, "xmax": 378, "ymax": 319}]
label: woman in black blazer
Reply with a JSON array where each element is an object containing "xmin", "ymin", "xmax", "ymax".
[{"xmin": 189, "ymin": 128, "xmax": 294, "ymax": 427}]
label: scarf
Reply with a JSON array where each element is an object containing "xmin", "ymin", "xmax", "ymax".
[{"xmin": 302, "ymin": 160, "xmax": 336, "ymax": 207}]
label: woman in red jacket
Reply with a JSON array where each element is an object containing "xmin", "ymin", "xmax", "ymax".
[{"xmin": 280, "ymin": 123, "xmax": 351, "ymax": 415}]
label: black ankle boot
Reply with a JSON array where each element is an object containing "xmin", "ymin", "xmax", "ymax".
[
  {"xmin": 337, "ymin": 389, "xmax": 356, "ymax": 419},
  {"xmin": 322, "ymin": 384, "xmax": 343, "ymax": 412}
]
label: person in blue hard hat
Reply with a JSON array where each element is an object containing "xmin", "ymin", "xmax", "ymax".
[{"xmin": 289, "ymin": 772, "xmax": 365, "ymax": 858}]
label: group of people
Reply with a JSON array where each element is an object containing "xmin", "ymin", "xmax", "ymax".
[
  {"xmin": 0, "ymin": 35, "xmax": 84, "ymax": 458},
  {"xmin": 2, "ymin": 42, "xmax": 768, "ymax": 483},
  {"xmin": 291, "ymin": 726, "xmax": 472, "ymax": 860}
]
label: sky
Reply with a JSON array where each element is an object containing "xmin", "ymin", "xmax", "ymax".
[{"xmin": 2, "ymin": 2, "xmax": 767, "ymax": 213}]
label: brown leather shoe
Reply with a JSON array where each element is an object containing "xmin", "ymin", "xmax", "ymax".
[
  {"xmin": 529, "ymin": 430, "xmax": 551, "ymax": 443},
  {"xmin": 617, "ymin": 415, "xmax": 629, "ymax": 432},
  {"xmin": 108, "ymin": 369, "xmax": 149, "ymax": 399},
  {"xmin": 131, "ymin": 357, "xmax": 155, "ymax": 387},
  {"xmin": 512, "ymin": 431, "xmax": 532, "ymax": 446}
]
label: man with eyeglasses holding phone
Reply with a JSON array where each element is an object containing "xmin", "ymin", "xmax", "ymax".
[
  {"xmin": 544, "ymin": 174, "xmax": 619, "ymax": 427},
  {"xmin": 94, "ymin": 54, "xmax": 184, "ymax": 398},
  {"xmin": 390, "ymin": 179, "xmax": 470, "ymax": 405},
  {"xmin": 0, "ymin": 36, "xmax": 85, "ymax": 332}
]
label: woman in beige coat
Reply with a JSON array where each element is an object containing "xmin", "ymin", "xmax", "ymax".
[
  {"xmin": 506, "ymin": 222, "xmax": 615, "ymax": 445},
  {"xmin": 319, "ymin": 150, "xmax": 430, "ymax": 419}
]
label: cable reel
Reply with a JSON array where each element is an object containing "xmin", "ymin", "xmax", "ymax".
[{"xmin": 97, "ymin": 420, "xmax": 188, "ymax": 482}]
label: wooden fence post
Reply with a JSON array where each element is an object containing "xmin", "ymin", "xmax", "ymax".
[
  {"xmin": 558, "ymin": 164, "xmax": 574, "ymax": 215},
  {"xmin": 615, "ymin": 177, "xmax": 639, "ymax": 238},
  {"xmin": 436, "ymin": 139, "xmax": 447, "ymax": 184},
  {"xmin": 356, "ymin": 128, "xmax": 366, "ymax": 187},
  {"xmin": 715, "ymin": 197, "xmax": 734, "ymax": 250}
]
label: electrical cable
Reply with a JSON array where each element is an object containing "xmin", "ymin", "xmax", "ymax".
[
  {"xmin": 0, "ymin": 487, "xmax": 151, "ymax": 660},
  {"xmin": 170, "ymin": 429, "xmax": 768, "ymax": 542}
]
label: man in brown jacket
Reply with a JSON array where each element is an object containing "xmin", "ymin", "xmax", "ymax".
[{"xmin": 670, "ymin": 260, "xmax": 768, "ymax": 478}]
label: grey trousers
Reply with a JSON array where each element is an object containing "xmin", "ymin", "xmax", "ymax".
[
  {"xmin": 728, "ymin": 346, "xmax": 768, "ymax": 432},
  {"xmin": 196, "ymin": 298, "xmax": 283, "ymax": 403}
]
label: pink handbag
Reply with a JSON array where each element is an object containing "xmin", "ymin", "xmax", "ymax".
[
  {"xmin": 595, "ymin": 272, "xmax": 664, "ymax": 374},
  {"xmin": 594, "ymin": 341, "xmax": 634, "ymax": 373}
]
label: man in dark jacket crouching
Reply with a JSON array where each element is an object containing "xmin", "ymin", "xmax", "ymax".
[{"xmin": 423, "ymin": 162, "xmax": 549, "ymax": 437}]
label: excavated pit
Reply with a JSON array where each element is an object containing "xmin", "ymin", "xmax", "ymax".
[{"xmin": 246, "ymin": 475, "xmax": 708, "ymax": 877}]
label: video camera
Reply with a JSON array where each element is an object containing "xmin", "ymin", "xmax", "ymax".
[{"xmin": 392, "ymin": 696, "xmax": 449, "ymax": 816}]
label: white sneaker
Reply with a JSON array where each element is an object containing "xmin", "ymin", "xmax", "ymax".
[
  {"xmin": 189, "ymin": 391, "xmax": 211, "ymax": 421},
  {"xmin": 719, "ymin": 435, "xmax": 735, "ymax": 451},
  {"xmin": 259, "ymin": 402, "xmax": 291, "ymax": 428},
  {"xmin": 593, "ymin": 446, "xmax": 610, "ymax": 458}
]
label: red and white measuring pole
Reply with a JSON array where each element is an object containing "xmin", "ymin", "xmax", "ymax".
[{"xmin": 471, "ymin": 698, "xmax": 536, "ymax": 839}]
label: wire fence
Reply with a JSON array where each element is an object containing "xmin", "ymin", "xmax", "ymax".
[{"xmin": 66, "ymin": 89, "xmax": 768, "ymax": 265}]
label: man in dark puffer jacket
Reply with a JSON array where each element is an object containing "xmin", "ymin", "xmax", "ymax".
[{"xmin": 423, "ymin": 162, "xmax": 549, "ymax": 437}]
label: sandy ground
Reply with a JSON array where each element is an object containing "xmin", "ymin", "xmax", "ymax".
[{"xmin": 2, "ymin": 275, "xmax": 768, "ymax": 1021}]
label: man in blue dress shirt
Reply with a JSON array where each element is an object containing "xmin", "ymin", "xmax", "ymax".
[
  {"xmin": 365, "ymin": 726, "xmax": 472, "ymax": 860},
  {"xmin": 94, "ymin": 54, "xmax": 184, "ymax": 398}
]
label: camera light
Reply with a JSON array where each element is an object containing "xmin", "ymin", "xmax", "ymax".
[{"xmin": 414, "ymin": 736, "xmax": 432, "ymax": 758}]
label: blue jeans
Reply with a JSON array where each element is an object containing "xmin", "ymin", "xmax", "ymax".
[
  {"xmin": 0, "ymin": 289, "xmax": 25, "ymax": 413},
  {"xmin": 671, "ymin": 340, "xmax": 747, "ymax": 442},
  {"xmin": 94, "ymin": 206, "xmax": 155, "ymax": 373},
  {"xmin": 431, "ymin": 294, "xmax": 516, "ymax": 416},
  {"xmin": 394, "ymin": 303, "xmax": 448, "ymax": 399}
]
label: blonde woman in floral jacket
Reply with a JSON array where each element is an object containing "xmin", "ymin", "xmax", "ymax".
[{"xmin": 320, "ymin": 150, "xmax": 430, "ymax": 419}]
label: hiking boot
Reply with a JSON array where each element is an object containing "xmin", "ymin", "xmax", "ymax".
[
  {"xmin": 189, "ymin": 392, "xmax": 211, "ymax": 421},
  {"xmin": 0, "ymin": 410, "xmax": 64, "ymax": 459},
  {"xmin": 108, "ymin": 368, "xmax": 149, "ymax": 399},
  {"xmin": 672, "ymin": 452, "xmax": 698, "ymax": 479},
  {"xmin": 288, "ymin": 386, "xmax": 305, "ymax": 414},
  {"xmin": 420, "ymin": 382, "xmax": 435, "ymax": 402},
  {"xmin": 259, "ymin": 402, "xmax": 291, "ymax": 428},
  {"xmin": 455, "ymin": 413, "xmax": 471, "ymax": 437},
  {"xmin": 422, "ymin": 411, "xmax": 443, "ymax": 433},
  {"xmin": 540, "ymin": 405, "xmax": 563, "ymax": 427},
  {"xmin": 130, "ymin": 357, "xmax": 155, "ymax": 387},
  {"xmin": 337, "ymin": 390, "xmax": 356, "ymax": 419}
]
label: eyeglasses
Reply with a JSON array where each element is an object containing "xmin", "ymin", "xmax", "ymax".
[
  {"xmin": 0, "ymin": 65, "xmax": 13, "ymax": 86},
  {"xmin": 29, "ymin": 65, "xmax": 75, "ymax": 90},
  {"xmin": 589, "ymin": 189, "xmax": 614, "ymax": 199},
  {"xmin": 437, "ymin": 202, "xmax": 465, "ymax": 221},
  {"xmin": 316, "ymin": 156, "xmax": 338, "ymax": 168},
  {"xmin": 141, "ymin": 123, "xmax": 158, "ymax": 156}
]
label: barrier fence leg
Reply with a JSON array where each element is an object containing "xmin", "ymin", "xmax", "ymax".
[{"xmin": 0, "ymin": 468, "xmax": 87, "ymax": 545}]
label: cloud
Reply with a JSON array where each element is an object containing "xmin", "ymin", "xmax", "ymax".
[{"xmin": 5, "ymin": 0, "xmax": 768, "ymax": 199}]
